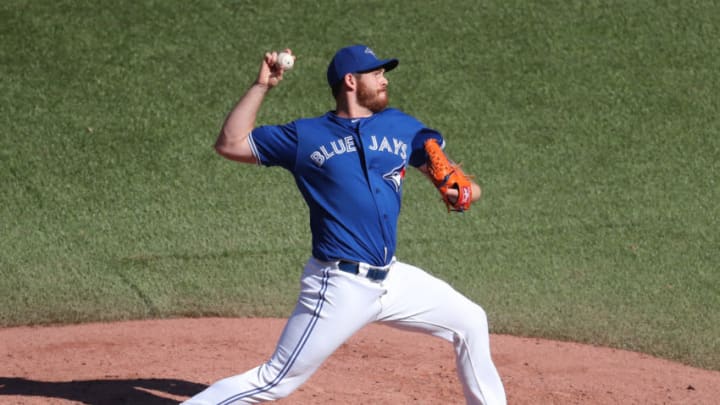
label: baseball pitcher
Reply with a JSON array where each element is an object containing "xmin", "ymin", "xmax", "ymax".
[{"xmin": 182, "ymin": 44, "xmax": 506, "ymax": 405}]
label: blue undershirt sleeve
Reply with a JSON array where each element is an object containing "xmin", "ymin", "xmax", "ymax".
[{"xmin": 409, "ymin": 127, "xmax": 445, "ymax": 167}]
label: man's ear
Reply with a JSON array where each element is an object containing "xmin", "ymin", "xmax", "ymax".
[{"xmin": 343, "ymin": 73, "xmax": 357, "ymax": 91}]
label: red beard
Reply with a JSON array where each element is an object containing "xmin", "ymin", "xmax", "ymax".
[{"xmin": 357, "ymin": 81, "xmax": 388, "ymax": 113}]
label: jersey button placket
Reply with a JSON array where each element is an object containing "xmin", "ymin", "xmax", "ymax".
[{"xmin": 358, "ymin": 121, "xmax": 392, "ymax": 265}]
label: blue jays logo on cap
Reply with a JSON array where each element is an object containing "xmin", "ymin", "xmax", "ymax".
[{"xmin": 327, "ymin": 44, "xmax": 399, "ymax": 88}]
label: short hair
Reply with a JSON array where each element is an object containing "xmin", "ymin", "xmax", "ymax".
[{"xmin": 331, "ymin": 81, "xmax": 343, "ymax": 99}]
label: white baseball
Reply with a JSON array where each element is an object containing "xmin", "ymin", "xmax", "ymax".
[{"xmin": 276, "ymin": 52, "xmax": 294, "ymax": 70}]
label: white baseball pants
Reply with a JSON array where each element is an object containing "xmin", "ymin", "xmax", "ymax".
[{"xmin": 182, "ymin": 257, "xmax": 506, "ymax": 405}]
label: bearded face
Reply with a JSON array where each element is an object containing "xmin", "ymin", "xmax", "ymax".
[{"xmin": 356, "ymin": 75, "xmax": 389, "ymax": 113}]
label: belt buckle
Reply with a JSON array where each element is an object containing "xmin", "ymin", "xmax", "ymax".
[
  {"xmin": 359, "ymin": 261, "xmax": 391, "ymax": 281},
  {"xmin": 357, "ymin": 262, "xmax": 371, "ymax": 278}
]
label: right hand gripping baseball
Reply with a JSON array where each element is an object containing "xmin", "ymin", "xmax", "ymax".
[{"xmin": 257, "ymin": 49, "xmax": 294, "ymax": 89}]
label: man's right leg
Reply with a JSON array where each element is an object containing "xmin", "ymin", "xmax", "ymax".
[{"xmin": 182, "ymin": 258, "xmax": 385, "ymax": 405}]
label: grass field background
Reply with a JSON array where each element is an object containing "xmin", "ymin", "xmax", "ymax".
[{"xmin": 1, "ymin": 1, "xmax": 718, "ymax": 370}]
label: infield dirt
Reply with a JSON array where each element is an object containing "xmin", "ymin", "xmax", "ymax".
[{"xmin": 2, "ymin": 317, "xmax": 719, "ymax": 404}]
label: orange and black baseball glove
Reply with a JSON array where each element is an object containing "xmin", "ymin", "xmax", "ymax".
[{"xmin": 424, "ymin": 139, "xmax": 473, "ymax": 212}]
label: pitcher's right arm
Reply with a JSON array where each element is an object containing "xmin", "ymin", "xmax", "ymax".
[{"xmin": 214, "ymin": 49, "xmax": 294, "ymax": 164}]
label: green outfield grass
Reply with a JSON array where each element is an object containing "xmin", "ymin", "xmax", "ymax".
[{"xmin": 1, "ymin": 0, "xmax": 718, "ymax": 370}]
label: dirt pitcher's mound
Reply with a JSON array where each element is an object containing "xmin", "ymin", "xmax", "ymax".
[{"xmin": 1, "ymin": 318, "xmax": 719, "ymax": 404}]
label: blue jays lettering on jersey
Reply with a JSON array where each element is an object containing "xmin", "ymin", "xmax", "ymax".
[{"xmin": 248, "ymin": 108, "xmax": 444, "ymax": 266}]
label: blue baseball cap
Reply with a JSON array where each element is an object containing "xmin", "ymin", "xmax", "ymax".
[{"xmin": 326, "ymin": 45, "xmax": 399, "ymax": 88}]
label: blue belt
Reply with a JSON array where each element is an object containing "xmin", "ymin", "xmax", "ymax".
[{"xmin": 337, "ymin": 261, "xmax": 390, "ymax": 281}]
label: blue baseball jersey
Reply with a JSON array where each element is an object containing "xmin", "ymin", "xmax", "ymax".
[{"xmin": 248, "ymin": 108, "xmax": 444, "ymax": 266}]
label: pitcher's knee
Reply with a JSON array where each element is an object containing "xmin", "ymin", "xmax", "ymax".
[
  {"xmin": 474, "ymin": 305, "xmax": 488, "ymax": 326},
  {"xmin": 458, "ymin": 304, "xmax": 489, "ymax": 338}
]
